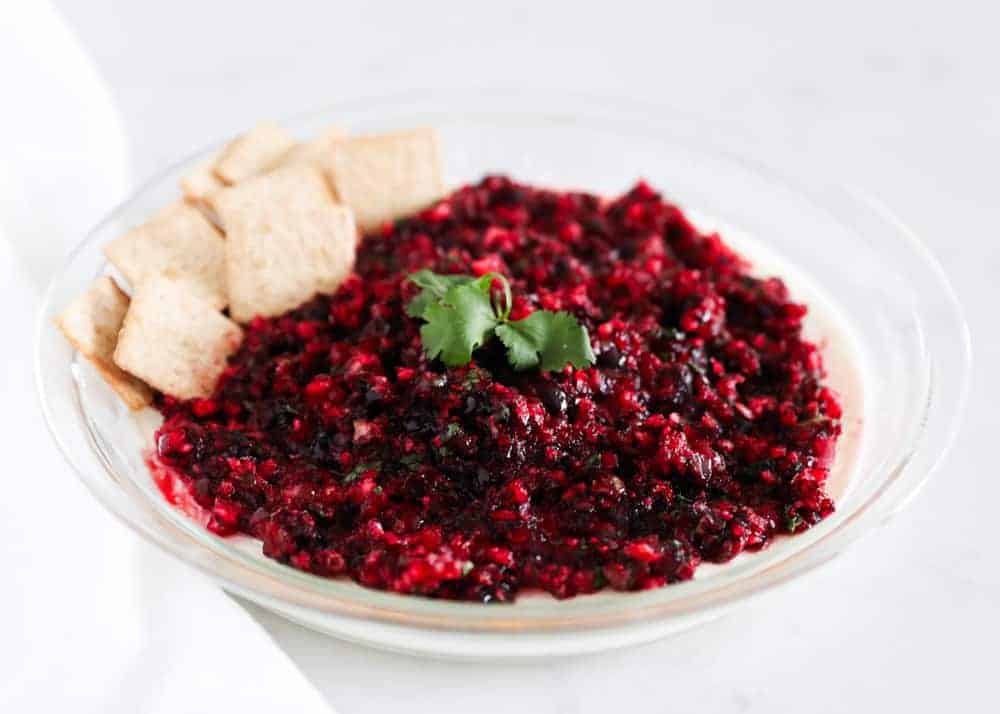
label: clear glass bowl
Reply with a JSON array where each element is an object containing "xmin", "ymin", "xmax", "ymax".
[{"xmin": 35, "ymin": 90, "xmax": 971, "ymax": 658}]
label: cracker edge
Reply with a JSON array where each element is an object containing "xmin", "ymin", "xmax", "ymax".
[
  {"xmin": 102, "ymin": 201, "xmax": 229, "ymax": 310},
  {"xmin": 210, "ymin": 165, "xmax": 357, "ymax": 322},
  {"xmin": 54, "ymin": 276, "xmax": 153, "ymax": 410},
  {"xmin": 329, "ymin": 127, "xmax": 446, "ymax": 231},
  {"xmin": 111, "ymin": 277, "xmax": 243, "ymax": 400},
  {"xmin": 212, "ymin": 121, "xmax": 297, "ymax": 185}
]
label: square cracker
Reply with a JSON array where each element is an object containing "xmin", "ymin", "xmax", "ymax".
[
  {"xmin": 212, "ymin": 121, "xmax": 296, "ymax": 185},
  {"xmin": 113, "ymin": 276, "xmax": 243, "ymax": 400},
  {"xmin": 328, "ymin": 128, "xmax": 445, "ymax": 232},
  {"xmin": 208, "ymin": 165, "xmax": 358, "ymax": 323},
  {"xmin": 279, "ymin": 124, "xmax": 349, "ymax": 175},
  {"xmin": 103, "ymin": 201, "xmax": 228, "ymax": 309},
  {"xmin": 55, "ymin": 276, "xmax": 152, "ymax": 409},
  {"xmin": 181, "ymin": 124, "xmax": 348, "ymax": 208}
]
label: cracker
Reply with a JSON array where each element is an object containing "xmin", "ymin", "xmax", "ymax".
[
  {"xmin": 208, "ymin": 166, "xmax": 358, "ymax": 323},
  {"xmin": 113, "ymin": 276, "xmax": 243, "ymax": 400},
  {"xmin": 328, "ymin": 128, "xmax": 445, "ymax": 232},
  {"xmin": 103, "ymin": 201, "xmax": 227, "ymax": 309},
  {"xmin": 55, "ymin": 276, "xmax": 153, "ymax": 409},
  {"xmin": 212, "ymin": 122, "xmax": 296, "ymax": 185},
  {"xmin": 180, "ymin": 155, "xmax": 225, "ymax": 204},
  {"xmin": 182, "ymin": 124, "xmax": 348, "ymax": 209},
  {"xmin": 280, "ymin": 124, "xmax": 349, "ymax": 173}
]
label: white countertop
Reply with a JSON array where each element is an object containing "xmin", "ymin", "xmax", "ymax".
[{"xmin": 48, "ymin": 1, "xmax": 1000, "ymax": 711}]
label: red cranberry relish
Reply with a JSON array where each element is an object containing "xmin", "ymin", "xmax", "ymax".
[{"xmin": 154, "ymin": 176, "xmax": 842, "ymax": 602}]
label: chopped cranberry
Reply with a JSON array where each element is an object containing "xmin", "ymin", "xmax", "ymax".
[{"xmin": 152, "ymin": 176, "xmax": 842, "ymax": 602}]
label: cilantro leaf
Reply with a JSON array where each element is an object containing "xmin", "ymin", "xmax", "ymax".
[
  {"xmin": 535, "ymin": 311, "xmax": 597, "ymax": 371},
  {"xmin": 493, "ymin": 313, "xmax": 547, "ymax": 370},
  {"xmin": 406, "ymin": 269, "xmax": 596, "ymax": 373},
  {"xmin": 405, "ymin": 270, "xmax": 474, "ymax": 318},
  {"xmin": 496, "ymin": 311, "xmax": 596, "ymax": 372},
  {"xmin": 419, "ymin": 275, "xmax": 500, "ymax": 366}
]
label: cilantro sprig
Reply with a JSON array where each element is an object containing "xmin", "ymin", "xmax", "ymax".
[{"xmin": 406, "ymin": 269, "xmax": 596, "ymax": 372}]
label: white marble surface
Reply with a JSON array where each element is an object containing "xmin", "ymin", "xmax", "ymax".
[{"xmin": 52, "ymin": 1, "xmax": 998, "ymax": 711}]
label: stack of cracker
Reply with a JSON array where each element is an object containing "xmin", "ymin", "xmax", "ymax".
[{"xmin": 56, "ymin": 121, "xmax": 446, "ymax": 408}]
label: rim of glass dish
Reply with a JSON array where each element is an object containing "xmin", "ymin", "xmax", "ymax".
[{"xmin": 34, "ymin": 88, "xmax": 972, "ymax": 633}]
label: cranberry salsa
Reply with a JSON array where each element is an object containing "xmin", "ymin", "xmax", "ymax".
[{"xmin": 154, "ymin": 176, "xmax": 842, "ymax": 602}]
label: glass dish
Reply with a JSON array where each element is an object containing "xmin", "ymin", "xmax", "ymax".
[{"xmin": 35, "ymin": 90, "xmax": 971, "ymax": 658}]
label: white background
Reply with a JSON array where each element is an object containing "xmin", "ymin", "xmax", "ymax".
[{"xmin": 48, "ymin": 1, "xmax": 999, "ymax": 712}]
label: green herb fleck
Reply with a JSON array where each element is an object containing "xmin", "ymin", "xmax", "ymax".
[
  {"xmin": 343, "ymin": 461, "xmax": 381, "ymax": 484},
  {"xmin": 400, "ymin": 453, "xmax": 423, "ymax": 470},
  {"xmin": 592, "ymin": 568, "xmax": 607, "ymax": 588},
  {"xmin": 463, "ymin": 368, "xmax": 485, "ymax": 388}
]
